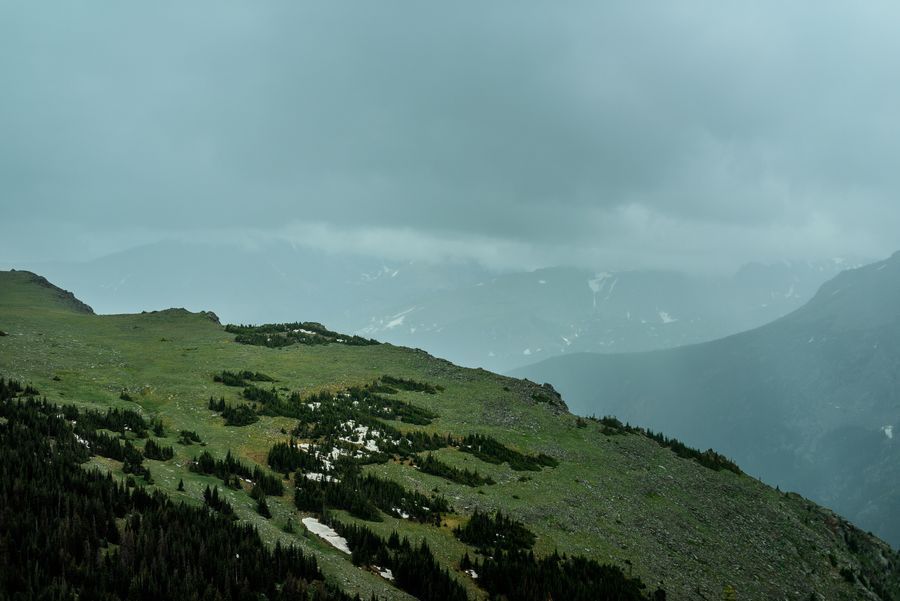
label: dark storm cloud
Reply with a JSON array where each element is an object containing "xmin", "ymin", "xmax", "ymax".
[{"xmin": 2, "ymin": 2, "xmax": 900, "ymax": 270}]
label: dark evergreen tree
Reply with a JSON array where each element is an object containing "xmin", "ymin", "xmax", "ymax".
[
  {"xmin": 0, "ymin": 390, "xmax": 357, "ymax": 601},
  {"xmin": 458, "ymin": 434, "xmax": 558, "ymax": 471},
  {"xmin": 257, "ymin": 496, "xmax": 272, "ymax": 519},
  {"xmin": 418, "ymin": 452, "xmax": 494, "ymax": 486},
  {"xmin": 143, "ymin": 437, "xmax": 175, "ymax": 461},
  {"xmin": 454, "ymin": 509, "xmax": 536, "ymax": 553}
]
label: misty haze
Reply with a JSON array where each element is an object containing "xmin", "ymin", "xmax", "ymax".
[{"xmin": 2, "ymin": 3, "xmax": 899, "ymax": 600}]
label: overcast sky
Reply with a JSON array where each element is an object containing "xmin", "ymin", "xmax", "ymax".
[{"xmin": 2, "ymin": 2, "xmax": 899, "ymax": 273}]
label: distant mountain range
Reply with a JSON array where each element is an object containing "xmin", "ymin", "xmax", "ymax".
[
  {"xmin": 14, "ymin": 239, "xmax": 492, "ymax": 328},
  {"xmin": 513, "ymin": 252, "xmax": 900, "ymax": 547},
  {"xmin": 362, "ymin": 260, "xmax": 857, "ymax": 371},
  {"xmin": 16, "ymin": 240, "xmax": 858, "ymax": 372}
]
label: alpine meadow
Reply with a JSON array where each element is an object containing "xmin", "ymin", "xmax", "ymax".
[{"xmin": 3, "ymin": 3, "xmax": 900, "ymax": 600}]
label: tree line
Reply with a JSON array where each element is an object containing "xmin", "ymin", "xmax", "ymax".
[
  {"xmin": 417, "ymin": 453, "xmax": 495, "ymax": 487},
  {"xmin": 468, "ymin": 548, "xmax": 662, "ymax": 601},
  {"xmin": 190, "ymin": 449, "xmax": 285, "ymax": 497},
  {"xmin": 208, "ymin": 395, "xmax": 260, "ymax": 426},
  {"xmin": 590, "ymin": 416, "xmax": 741, "ymax": 475},
  {"xmin": 330, "ymin": 521, "xmax": 469, "ymax": 601},
  {"xmin": 294, "ymin": 463, "xmax": 449, "ymax": 524},
  {"xmin": 458, "ymin": 433, "xmax": 559, "ymax": 471},
  {"xmin": 225, "ymin": 321, "xmax": 379, "ymax": 348},
  {"xmin": 0, "ymin": 382, "xmax": 359, "ymax": 601},
  {"xmin": 454, "ymin": 509, "xmax": 535, "ymax": 553},
  {"xmin": 214, "ymin": 369, "xmax": 276, "ymax": 387}
]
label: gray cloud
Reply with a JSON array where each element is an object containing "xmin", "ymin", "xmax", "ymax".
[{"xmin": 2, "ymin": 2, "xmax": 900, "ymax": 271}]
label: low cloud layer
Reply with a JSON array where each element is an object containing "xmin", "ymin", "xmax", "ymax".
[{"xmin": 3, "ymin": 2, "xmax": 899, "ymax": 272}]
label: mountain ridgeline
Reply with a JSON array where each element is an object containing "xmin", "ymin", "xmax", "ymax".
[
  {"xmin": 515, "ymin": 252, "xmax": 900, "ymax": 548},
  {"xmin": 2, "ymin": 268, "xmax": 899, "ymax": 600},
  {"xmin": 16, "ymin": 239, "xmax": 855, "ymax": 372}
]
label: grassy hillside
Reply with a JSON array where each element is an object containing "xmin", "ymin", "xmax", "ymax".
[
  {"xmin": 513, "ymin": 253, "xmax": 900, "ymax": 550},
  {"xmin": 2, "ymin": 269, "xmax": 899, "ymax": 600}
]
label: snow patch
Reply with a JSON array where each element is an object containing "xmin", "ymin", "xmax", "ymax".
[
  {"xmin": 605, "ymin": 277, "xmax": 618, "ymax": 299},
  {"xmin": 377, "ymin": 567, "xmax": 394, "ymax": 580},
  {"xmin": 304, "ymin": 472, "xmax": 339, "ymax": 483},
  {"xmin": 302, "ymin": 518, "xmax": 351, "ymax": 554},
  {"xmin": 587, "ymin": 273, "xmax": 612, "ymax": 294},
  {"xmin": 523, "ymin": 349, "xmax": 532, "ymax": 356},
  {"xmin": 587, "ymin": 273, "xmax": 617, "ymax": 306},
  {"xmin": 386, "ymin": 307, "xmax": 417, "ymax": 329},
  {"xmin": 360, "ymin": 307, "xmax": 417, "ymax": 334},
  {"xmin": 883, "ymin": 425, "xmax": 894, "ymax": 440},
  {"xmin": 658, "ymin": 311, "xmax": 678, "ymax": 324},
  {"xmin": 385, "ymin": 314, "xmax": 406, "ymax": 329},
  {"xmin": 538, "ymin": 279, "xmax": 547, "ymax": 285}
]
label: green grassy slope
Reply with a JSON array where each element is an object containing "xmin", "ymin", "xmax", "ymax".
[
  {"xmin": 1, "ymin": 269, "xmax": 898, "ymax": 600},
  {"xmin": 513, "ymin": 253, "xmax": 900, "ymax": 549}
]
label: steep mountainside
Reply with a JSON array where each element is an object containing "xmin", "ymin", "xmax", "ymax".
[
  {"xmin": 514, "ymin": 253, "xmax": 900, "ymax": 548},
  {"xmin": 2, "ymin": 270, "xmax": 899, "ymax": 600}
]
